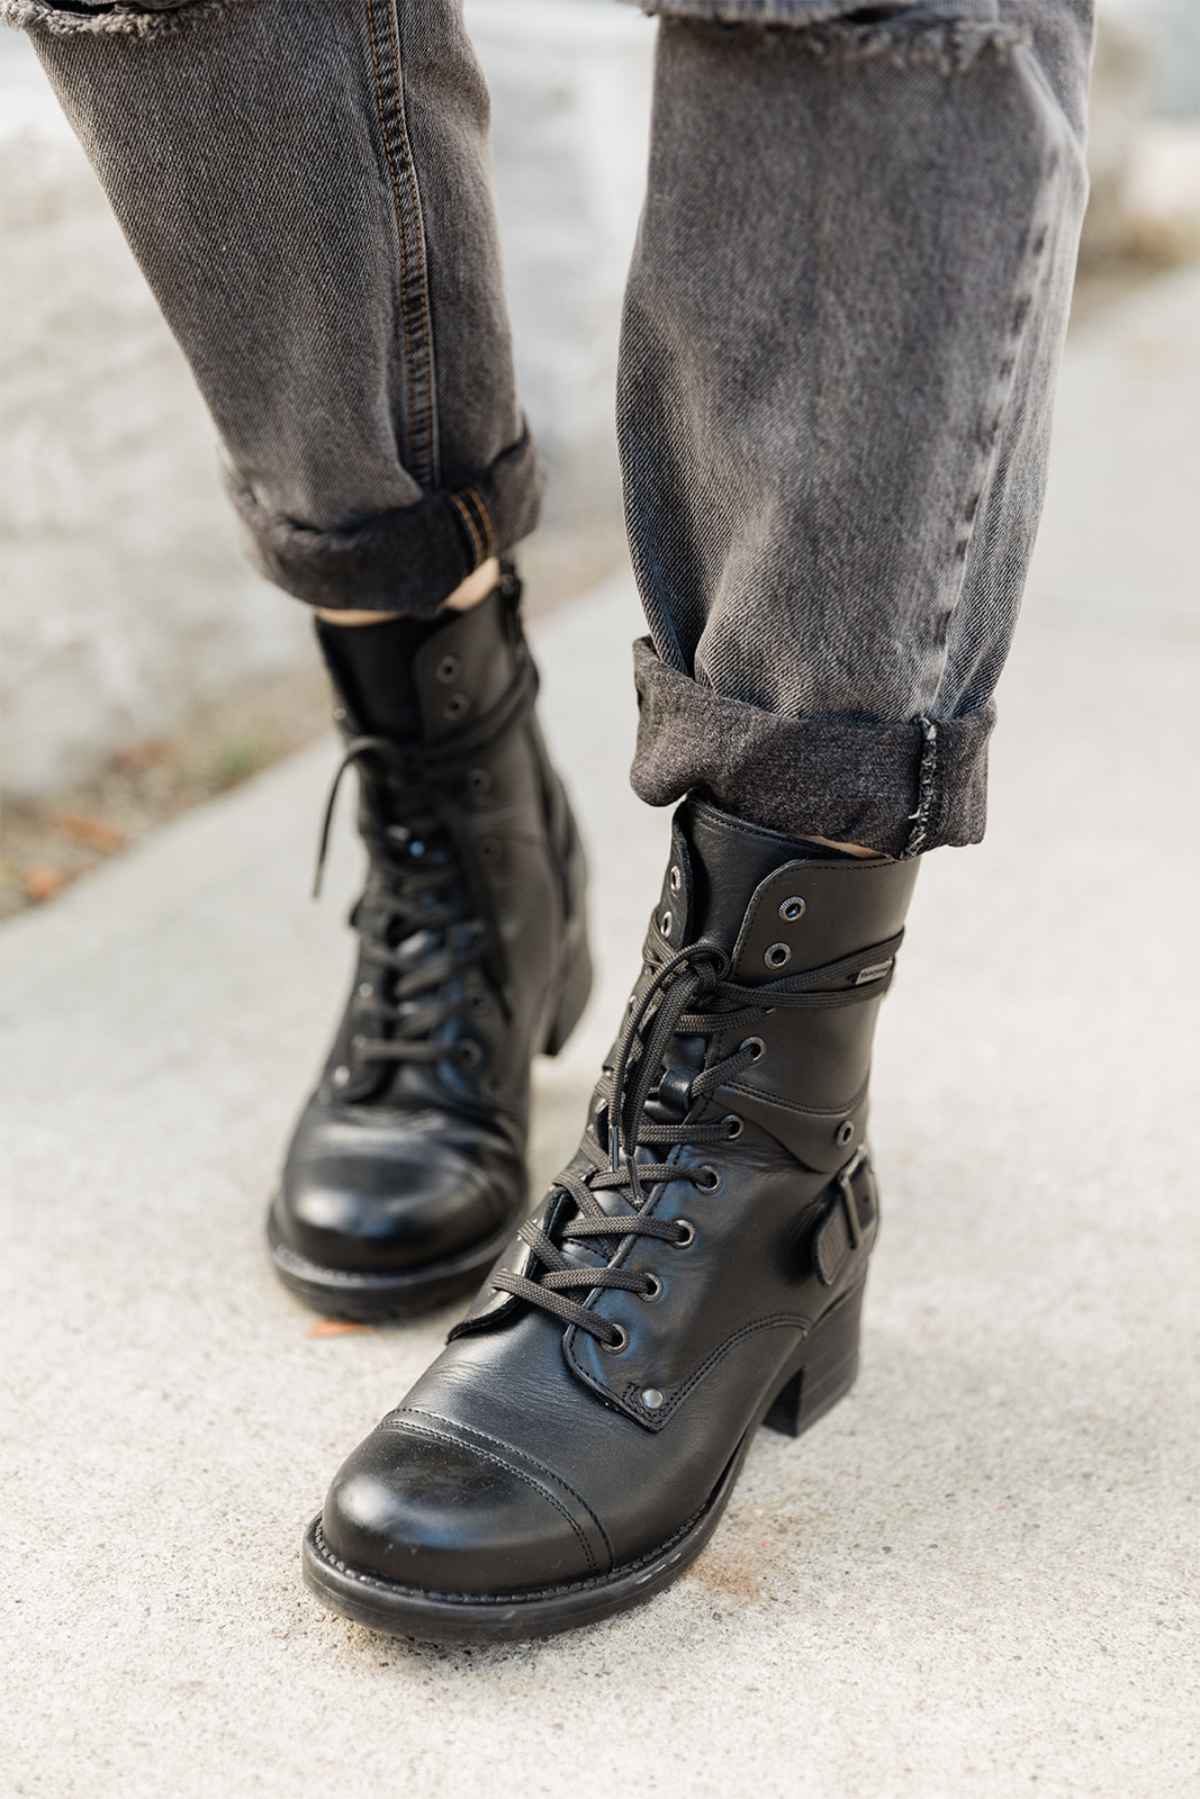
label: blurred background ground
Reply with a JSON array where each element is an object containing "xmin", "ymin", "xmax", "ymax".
[{"xmin": 2, "ymin": 0, "xmax": 1200, "ymax": 916}]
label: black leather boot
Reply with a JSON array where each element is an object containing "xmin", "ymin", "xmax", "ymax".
[
  {"xmin": 302, "ymin": 797, "xmax": 917, "ymax": 1637},
  {"xmin": 268, "ymin": 572, "xmax": 592, "ymax": 1318}
]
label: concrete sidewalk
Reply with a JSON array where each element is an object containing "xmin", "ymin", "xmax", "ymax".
[{"xmin": 3, "ymin": 271, "xmax": 1199, "ymax": 1799}]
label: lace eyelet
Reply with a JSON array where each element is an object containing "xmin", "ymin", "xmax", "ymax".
[
  {"xmin": 331, "ymin": 1065, "xmax": 352, "ymax": 1089},
  {"xmin": 468, "ymin": 768, "xmax": 492, "ymax": 799},
  {"xmin": 779, "ymin": 896, "xmax": 806, "ymax": 923},
  {"xmin": 641, "ymin": 1273, "xmax": 664, "ymax": 1302},
  {"xmin": 741, "ymin": 1036, "xmax": 765, "ymax": 1063},
  {"xmin": 694, "ymin": 1165, "xmax": 721, "ymax": 1193},
  {"xmin": 836, "ymin": 1119, "xmax": 855, "ymax": 1147},
  {"xmin": 454, "ymin": 1040, "xmax": 484, "ymax": 1071},
  {"xmin": 673, "ymin": 1219, "xmax": 696, "ymax": 1248},
  {"xmin": 444, "ymin": 692, "xmax": 470, "ymax": 721},
  {"xmin": 724, "ymin": 1115, "xmax": 744, "ymax": 1142},
  {"xmin": 357, "ymin": 981, "xmax": 374, "ymax": 1001},
  {"xmin": 600, "ymin": 1324, "xmax": 629, "ymax": 1355},
  {"xmin": 764, "ymin": 942, "xmax": 791, "ymax": 970},
  {"xmin": 660, "ymin": 911, "xmax": 673, "ymax": 938},
  {"xmin": 435, "ymin": 654, "xmax": 460, "ymax": 684},
  {"xmin": 669, "ymin": 865, "xmax": 682, "ymax": 894}
]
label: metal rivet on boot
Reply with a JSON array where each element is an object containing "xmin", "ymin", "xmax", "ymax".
[
  {"xmin": 642, "ymin": 1388, "xmax": 665, "ymax": 1410},
  {"xmin": 779, "ymin": 896, "xmax": 806, "ymax": 922}
]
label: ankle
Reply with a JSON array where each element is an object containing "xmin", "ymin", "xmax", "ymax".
[
  {"xmin": 316, "ymin": 557, "xmax": 501, "ymax": 628},
  {"xmin": 798, "ymin": 833, "xmax": 885, "ymax": 861}
]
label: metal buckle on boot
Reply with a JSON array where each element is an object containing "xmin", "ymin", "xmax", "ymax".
[
  {"xmin": 815, "ymin": 1148, "xmax": 869, "ymax": 1286},
  {"xmin": 837, "ymin": 1146, "xmax": 869, "ymax": 1249}
]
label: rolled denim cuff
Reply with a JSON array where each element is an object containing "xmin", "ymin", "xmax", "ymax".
[
  {"xmin": 225, "ymin": 429, "xmax": 542, "ymax": 617},
  {"xmin": 1, "ymin": 0, "xmax": 230, "ymax": 34},
  {"xmin": 630, "ymin": 638, "xmax": 993, "ymax": 858},
  {"xmin": 632, "ymin": 0, "xmax": 1025, "ymax": 65}
]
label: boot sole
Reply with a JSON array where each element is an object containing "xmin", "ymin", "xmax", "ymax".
[
  {"xmin": 301, "ymin": 1279, "xmax": 865, "ymax": 1641},
  {"xmin": 267, "ymin": 927, "xmax": 594, "ymax": 1323}
]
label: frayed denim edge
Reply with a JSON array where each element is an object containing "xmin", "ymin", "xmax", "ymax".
[
  {"xmin": 633, "ymin": 4, "xmax": 1028, "ymax": 71},
  {"xmin": 1, "ymin": 0, "xmax": 236, "ymax": 38}
]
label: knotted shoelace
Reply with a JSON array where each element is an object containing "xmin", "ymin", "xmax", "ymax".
[
  {"xmin": 489, "ymin": 921, "xmax": 902, "ymax": 1347},
  {"xmin": 311, "ymin": 657, "xmax": 536, "ymax": 1080}
]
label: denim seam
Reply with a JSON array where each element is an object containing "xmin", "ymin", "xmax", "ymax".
[
  {"xmin": 902, "ymin": 716, "xmax": 938, "ymax": 858},
  {"xmin": 365, "ymin": 0, "xmax": 440, "ymax": 491},
  {"xmin": 948, "ymin": 182, "xmax": 1063, "ymax": 593},
  {"xmin": 465, "ymin": 485, "xmax": 498, "ymax": 559},
  {"xmin": 449, "ymin": 491, "xmax": 485, "ymax": 566},
  {"xmin": 902, "ymin": 65, "xmax": 1067, "ymax": 850},
  {"xmin": 449, "ymin": 485, "xmax": 496, "ymax": 567},
  {"xmin": 1, "ymin": 0, "xmax": 235, "ymax": 34}
]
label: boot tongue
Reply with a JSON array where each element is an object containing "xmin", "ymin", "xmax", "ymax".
[{"xmin": 683, "ymin": 799, "xmax": 821, "ymax": 953}]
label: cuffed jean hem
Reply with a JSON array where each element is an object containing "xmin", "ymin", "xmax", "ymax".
[
  {"xmin": 632, "ymin": 0, "xmax": 1025, "ymax": 68},
  {"xmin": 226, "ymin": 429, "xmax": 542, "ymax": 615},
  {"xmin": 630, "ymin": 639, "xmax": 993, "ymax": 858},
  {"xmin": 1, "ymin": 0, "xmax": 231, "ymax": 34}
]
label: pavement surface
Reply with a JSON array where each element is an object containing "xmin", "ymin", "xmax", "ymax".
[{"xmin": 3, "ymin": 268, "xmax": 1199, "ymax": 1798}]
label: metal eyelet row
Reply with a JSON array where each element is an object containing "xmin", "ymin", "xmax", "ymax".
[{"xmin": 763, "ymin": 893, "xmax": 807, "ymax": 969}]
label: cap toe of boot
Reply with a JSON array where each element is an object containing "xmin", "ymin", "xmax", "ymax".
[{"xmin": 319, "ymin": 1417, "xmax": 599, "ymax": 1597}]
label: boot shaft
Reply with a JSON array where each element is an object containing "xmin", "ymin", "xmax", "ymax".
[{"xmin": 647, "ymin": 799, "xmax": 919, "ymax": 1169}]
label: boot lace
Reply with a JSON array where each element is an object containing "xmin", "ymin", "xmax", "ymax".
[
  {"xmin": 312, "ymin": 657, "xmax": 536, "ymax": 1082},
  {"xmin": 486, "ymin": 920, "xmax": 902, "ymax": 1346}
]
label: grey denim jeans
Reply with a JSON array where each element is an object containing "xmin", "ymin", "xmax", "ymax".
[{"xmin": 8, "ymin": 0, "xmax": 1093, "ymax": 856}]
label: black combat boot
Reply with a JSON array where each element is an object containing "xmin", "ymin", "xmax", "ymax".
[
  {"xmin": 302, "ymin": 797, "xmax": 917, "ymax": 1637},
  {"xmin": 268, "ymin": 571, "xmax": 592, "ymax": 1319}
]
